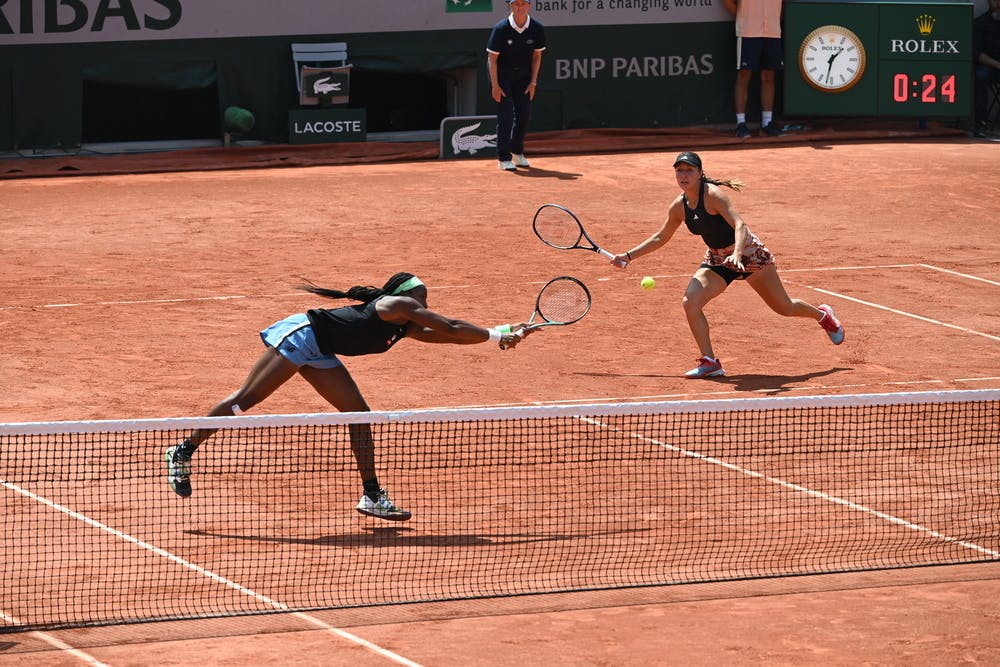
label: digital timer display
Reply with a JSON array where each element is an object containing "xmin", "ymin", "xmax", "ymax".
[
  {"xmin": 877, "ymin": 61, "xmax": 969, "ymax": 115},
  {"xmin": 784, "ymin": 2, "xmax": 973, "ymax": 119},
  {"xmin": 892, "ymin": 73, "xmax": 955, "ymax": 103}
]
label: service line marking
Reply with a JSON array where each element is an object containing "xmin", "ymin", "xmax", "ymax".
[
  {"xmin": 809, "ymin": 287, "xmax": 1000, "ymax": 342},
  {"xmin": 0, "ymin": 264, "xmax": 931, "ymax": 311},
  {"xmin": 919, "ymin": 263, "xmax": 1000, "ymax": 287},
  {"xmin": 579, "ymin": 417, "xmax": 1000, "ymax": 561}
]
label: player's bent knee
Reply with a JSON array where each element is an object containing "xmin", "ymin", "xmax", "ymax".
[{"xmin": 682, "ymin": 295, "xmax": 705, "ymax": 313}]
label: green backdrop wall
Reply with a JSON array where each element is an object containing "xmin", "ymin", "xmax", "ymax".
[{"xmin": 0, "ymin": 23, "xmax": 737, "ymax": 150}]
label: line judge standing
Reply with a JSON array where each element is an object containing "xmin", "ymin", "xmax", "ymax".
[
  {"xmin": 487, "ymin": 0, "xmax": 546, "ymax": 171},
  {"xmin": 724, "ymin": 0, "xmax": 784, "ymax": 138}
]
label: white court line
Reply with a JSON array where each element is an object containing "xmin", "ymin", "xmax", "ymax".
[
  {"xmin": 811, "ymin": 287, "xmax": 1000, "ymax": 342},
  {"xmin": 801, "ymin": 262, "xmax": 1000, "ymax": 341},
  {"xmin": 0, "ymin": 293, "xmax": 298, "ymax": 311},
  {"xmin": 0, "ymin": 265, "xmax": 922, "ymax": 311},
  {"xmin": 782, "ymin": 264, "xmax": 920, "ymax": 273},
  {"xmin": 0, "ymin": 479, "xmax": 422, "ymax": 667},
  {"xmin": 919, "ymin": 263, "xmax": 1000, "ymax": 287},
  {"xmin": 579, "ymin": 416, "xmax": 1000, "ymax": 560},
  {"xmin": 0, "ymin": 611, "xmax": 109, "ymax": 666},
  {"xmin": 0, "ymin": 263, "xmax": 988, "ymax": 312}
]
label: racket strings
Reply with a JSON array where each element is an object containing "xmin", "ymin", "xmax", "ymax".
[
  {"xmin": 534, "ymin": 209, "xmax": 583, "ymax": 248},
  {"xmin": 537, "ymin": 282, "xmax": 590, "ymax": 323}
]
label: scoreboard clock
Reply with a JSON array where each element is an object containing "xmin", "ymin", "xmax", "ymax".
[
  {"xmin": 798, "ymin": 25, "xmax": 867, "ymax": 92},
  {"xmin": 784, "ymin": 1, "xmax": 973, "ymax": 118}
]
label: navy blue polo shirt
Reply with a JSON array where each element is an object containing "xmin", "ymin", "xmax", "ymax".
[{"xmin": 487, "ymin": 17, "xmax": 546, "ymax": 78}]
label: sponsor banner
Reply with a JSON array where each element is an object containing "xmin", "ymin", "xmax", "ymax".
[
  {"xmin": 288, "ymin": 108, "xmax": 366, "ymax": 144},
  {"xmin": 440, "ymin": 115, "xmax": 498, "ymax": 159},
  {"xmin": 1, "ymin": 0, "xmax": 730, "ymax": 46}
]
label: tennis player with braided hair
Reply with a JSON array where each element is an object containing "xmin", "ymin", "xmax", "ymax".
[
  {"xmin": 165, "ymin": 272, "xmax": 529, "ymax": 520},
  {"xmin": 612, "ymin": 151, "xmax": 845, "ymax": 379}
]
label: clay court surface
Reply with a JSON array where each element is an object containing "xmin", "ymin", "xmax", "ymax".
[{"xmin": 2, "ymin": 132, "xmax": 999, "ymax": 664}]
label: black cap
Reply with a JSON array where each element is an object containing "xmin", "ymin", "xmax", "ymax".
[{"xmin": 673, "ymin": 151, "xmax": 702, "ymax": 169}]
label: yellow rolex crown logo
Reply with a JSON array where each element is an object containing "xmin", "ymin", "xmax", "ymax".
[{"xmin": 916, "ymin": 14, "xmax": 935, "ymax": 35}]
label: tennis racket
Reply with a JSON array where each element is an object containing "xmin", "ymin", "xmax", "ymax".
[
  {"xmin": 501, "ymin": 276, "xmax": 592, "ymax": 349},
  {"xmin": 533, "ymin": 203, "xmax": 620, "ymax": 264}
]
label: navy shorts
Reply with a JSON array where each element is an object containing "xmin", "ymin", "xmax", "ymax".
[
  {"xmin": 260, "ymin": 313, "xmax": 343, "ymax": 369},
  {"xmin": 736, "ymin": 37, "xmax": 784, "ymax": 71}
]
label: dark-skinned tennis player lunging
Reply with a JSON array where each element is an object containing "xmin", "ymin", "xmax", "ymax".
[
  {"xmin": 164, "ymin": 272, "xmax": 530, "ymax": 521},
  {"xmin": 612, "ymin": 151, "xmax": 844, "ymax": 379}
]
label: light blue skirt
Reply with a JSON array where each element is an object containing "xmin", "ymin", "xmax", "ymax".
[{"xmin": 259, "ymin": 313, "xmax": 343, "ymax": 369}]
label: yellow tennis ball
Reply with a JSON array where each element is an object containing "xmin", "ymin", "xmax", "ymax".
[{"xmin": 640, "ymin": 276, "xmax": 656, "ymax": 290}]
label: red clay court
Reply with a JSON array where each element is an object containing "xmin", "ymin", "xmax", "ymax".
[{"xmin": 1, "ymin": 124, "xmax": 999, "ymax": 665}]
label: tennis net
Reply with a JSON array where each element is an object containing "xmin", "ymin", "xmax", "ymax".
[{"xmin": 2, "ymin": 389, "xmax": 998, "ymax": 631}]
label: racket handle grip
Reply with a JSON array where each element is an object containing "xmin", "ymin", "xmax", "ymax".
[
  {"xmin": 499, "ymin": 329, "xmax": 526, "ymax": 351},
  {"xmin": 600, "ymin": 248, "xmax": 627, "ymax": 268}
]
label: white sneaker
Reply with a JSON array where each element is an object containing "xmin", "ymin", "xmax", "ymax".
[
  {"xmin": 511, "ymin": 153, "xmax": 530, "ymax": 168},
  {"xmin": 164, "ymin": 444, "xmax": 192, "ymax": 497},
  {"xmin": 356, "ymin": 488, "xmax": 412, "ymax": 521},
  {"xmin": 498, "ymin": 160, "xmax": 516, "ymax": 171}
]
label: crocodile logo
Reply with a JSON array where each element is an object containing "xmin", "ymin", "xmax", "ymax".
[
  {"xmin": 451, "ymin": 122, "xmax": 497, "ymax": 155},
  {"xmin": 313, "ymin": 77, "xmax": 343, "ymax": 95}
]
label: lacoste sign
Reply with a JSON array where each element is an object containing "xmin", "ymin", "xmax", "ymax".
[{"xmin": 288, "ymin": 108, "xmax": 366, "ymax": 144}]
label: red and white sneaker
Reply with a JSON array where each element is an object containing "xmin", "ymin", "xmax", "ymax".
[
  {"xmin": 684, "ymin": 356, "xmax": 725, "ymax": 379},
  {"xmin": 817, "ymin": 304, "xmax": 845, "ymax": 345}
]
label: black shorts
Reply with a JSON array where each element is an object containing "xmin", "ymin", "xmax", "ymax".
[
  {"xmin": 736, "ymin": 37, "xmax": 784, "ymax": 71},
  {"xmin": 702, "ymin": 263, "xmax": 752, "ymax": 285}
]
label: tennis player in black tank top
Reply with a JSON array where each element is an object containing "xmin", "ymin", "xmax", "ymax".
[
  {"xmin": 612, "ymin": 151, "xmax": 846, "ymax": 379},
  {"xmin": 164, "ymin": 272, "xmax": 531, "ymax": 521}
]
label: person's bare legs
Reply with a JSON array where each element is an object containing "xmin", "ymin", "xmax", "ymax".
[
  {"xmin": 745, "ymin": 264, "xmax": 822, "ymax": 319},
  {"xmin": 301, "ymin": 364, "xmax": 411, "ymax": 520},
  {"xmin": 185, "ymin": 347, "xmax": 299, "ymax": 448},
  {"xmin": 298, "ymin": 364, "xmax": 375, "ymax": 483},
  {"xmin": 734, "ymin": 69, "xmax": 752, "ymax": 116},
  {"xmin": 682, "ymin": 268, "xmax": 729, "ymax": 359},
  {"xmin": 759, "ymin": 69, "xmax": 776, "ymax": 117},
  {"xmin": 167, "ymin": 347, "xmax": 299, "ymax": 497}
]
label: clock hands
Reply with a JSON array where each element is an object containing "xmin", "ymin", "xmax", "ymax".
[
  {"xmin": 824, "ymin": 49, "xmax": 842, "ymax": 84},
  {"xmin": 800, "ymin": 26, "xmax": 866, "ymax": 92}
]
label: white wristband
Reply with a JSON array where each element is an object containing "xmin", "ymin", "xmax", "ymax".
[{"xmin": 487, "ymin": 328, "xmax": 502, "ymax": 342}]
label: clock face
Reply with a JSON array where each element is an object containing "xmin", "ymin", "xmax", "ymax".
[{"xmin": 798, "ymin": 25, "xmax": 867, "ymax": 93}]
